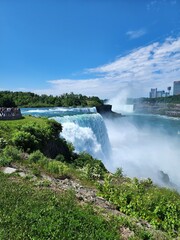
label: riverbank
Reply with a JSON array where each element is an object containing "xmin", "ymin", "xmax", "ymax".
[{"xmin": 134, "ymin": 102, "xmax": 180, "ymax": 117}]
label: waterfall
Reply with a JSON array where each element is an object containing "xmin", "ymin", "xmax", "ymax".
[
  {"xmin": 51, "ymin": 113, "xmax": 111, "ymax": 162},
  {"xmin": 112, "ymin": 104, "xmax": 134, "ymax": 114},
  {"xmin": 21, "ymin": 107, "xmax": 97, "ymax": 117}
]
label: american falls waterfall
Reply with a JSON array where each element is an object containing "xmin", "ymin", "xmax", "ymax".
[{"xmin": 52, "ymin": 113, "xmax": 111, "ymax": 163}]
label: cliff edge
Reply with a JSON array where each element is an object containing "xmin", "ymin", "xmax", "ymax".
[{"xmin": 96, "ymin": 105, "xmax": 124, "ymax": 118}]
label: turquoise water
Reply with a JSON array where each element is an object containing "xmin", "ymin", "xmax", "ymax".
[{"xmin": 118, "ymin": 113, "xmax": 180, "ymax": 138}]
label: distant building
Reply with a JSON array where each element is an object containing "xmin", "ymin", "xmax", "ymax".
[
  {"xmin": 149, "ymin": 88, "xmax": 157, "ymax": 98},
  {"xmin": 173, "ymin": 81, "xmax": 180, "ymax": 95},
  {"xmin": 156, "ymin": 90, "xmax": 165, "ymax": 98},
  {"xmin": 149, "ymin": 88, "xmax": 169, "ymax": 98}
]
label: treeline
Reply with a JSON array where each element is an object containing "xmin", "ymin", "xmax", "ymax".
[{"xmin": 0, "ymin": 91, "xmax": 103, "ymax": 107}]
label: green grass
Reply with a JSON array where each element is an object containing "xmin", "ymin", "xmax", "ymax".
[{"xmin": 0, "ymin": 172, "xmax": 120, "ymax": 240}]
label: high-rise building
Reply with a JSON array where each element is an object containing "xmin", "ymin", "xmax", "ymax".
[
  {"xmin": 173, "ymin": 81, "xmax": 180, "ymax": 95},
  {"xmin": 149, "ymin": 88, "xmax": 169, "ymax": 98},
  {"xmin": 156, "ymin": 90, "xmax": 165, "ymax": 98},
  {"xmin": 149, "ymin": 88, "xmax": 157, "ymax": 98}
]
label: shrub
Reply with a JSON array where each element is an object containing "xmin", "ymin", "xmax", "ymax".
[
  {"xmin": 83, "ymin": 161, "xmax": 106, "ymax": 180},
  {"xmin": 0, "ymin": 137, "xmax": 7, "ymax": 150},
  {"xmin": 74, "ymin": 152, "xmax": 107, "ymax": 180},
  {"xmin": 46, "ymin": 160, "xmax": 69, "ymax": 176},
  {"xmin": 55, "ymin": 154, "xmax": 65, "ymax": 162},
  {"xmin": 98, "ymin": 175, "xmax": 180, "ymax": 237},
  {"xmin": 114, "ymin": 167, "xmax": 123, "ymax": 178},
  {"xmin": 12, "ymin": 131, "xmax": 39, "ymax": 152},
  {"xmin": 28, "ymin": 150, "xmax": 46, "ymax": 164},
  {"xmin": 0, "ymin": 145, "xmax": 22, "ymax": 166}
]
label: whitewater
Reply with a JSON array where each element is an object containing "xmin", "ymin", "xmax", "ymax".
[{"xmin": 22, "ymin": 106, "xmax": 180, "ymax": 190}]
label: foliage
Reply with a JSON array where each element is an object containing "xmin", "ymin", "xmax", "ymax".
[
  {"xmin": 28, "ymin": 150, "xmax": 47, "ymax": 164},
  {"xmin": 114, "ymin": 167, "xmax": 123, "ymax": 178},
  {"xmin": 0, "ymin": 91, "xmax": 103, "ymax": 107},
  {"xmin": 0, "ymin": 96, "xmax": 16, "ymax": 107},
  {"xmin": 0, "ymin": 116, "xmax": 72, "ymax": 160},
  {"xmin": 0, "ymin": 146, "xmax": 22, "ymax": 166},
  {"xmin": 0, "ymin": 172, "xmax": 120, "ymax": 240},
  {"xmin": 74, "ymin": 152, "xmax": 107, "ymax": 180},
  {"xmin": 45, "ymin": 160, "xmax": 69, "ymax": 176},
  {"xmin": 0, "ymin": 137, "xmax": 7, "ymax": 150},
  {"xmin": 98, "ymin": 175, "xmax": 180, "ymax": 237},
  {"xmin": 12, "ymin": 130, "xmax": 39, "ymax": 152}
]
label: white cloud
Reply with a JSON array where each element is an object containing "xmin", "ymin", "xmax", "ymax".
[
  {"xmin": 32, "ymin": 36, "xmax": 180, "ymax": 99},
  {"xmin": 88, "ymin": 37, "xmax": 180, "ymax": 96},
  {"xmin": 126, "ymin": 29, "xmax": 146, "ymax": 39}
]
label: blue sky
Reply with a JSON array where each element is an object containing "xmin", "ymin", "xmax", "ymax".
[{"xmin": 0, "ymin": 0, "xmax": 180, "ymax": 98}]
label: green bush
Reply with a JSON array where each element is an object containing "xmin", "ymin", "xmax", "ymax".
[
  {"xmin": 82, "ymin": 161, "xmax": 106, "ymax": 180},
  {"xmin": 12, "ymin": 131, "xmax": 39, "ymax": 152},
  {"xmin": 0, "ymin": 145, "xmax": 22, "ymax": 166},
  {"xmin": 0, "ymin": 137, "xmax": 7, "ymax": 150},
  {"xmin": 28, "ymin": 150, "xmax": 47, "ymax": 164},
  {"xmin": 46, "ymin": 160, "xmax": 69, "ymax": 176},
  {"xmin": 55, "ymin": 154, "xmax": 65, "ymax": 162},
  {"xmin": 98, "ymin": 175, "xmax": 180, "ymax": 237},
  {"xmin": 74, "ymin": 152, "xmax": 107, "ymax": 180}
]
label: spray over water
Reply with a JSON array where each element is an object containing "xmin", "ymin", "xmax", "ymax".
[{"xmin": 106, "ymin": 94, "xmax": 180, "ymax": 190}]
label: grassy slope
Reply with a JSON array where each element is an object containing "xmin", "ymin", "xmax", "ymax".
[
  {"xmin": 0, "ymin": 117, "xmax": 179, "ymax": 239},
  {"xmin": 0, "ymin": 172, "xmax": 119, "ymax": 240}
]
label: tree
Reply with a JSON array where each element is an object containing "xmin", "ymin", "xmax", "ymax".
[{"xmin": 167, "ymin": 86, "xmax": 171, "ymax": 95}]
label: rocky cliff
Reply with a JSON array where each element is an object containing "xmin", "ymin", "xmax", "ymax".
[
  {"xmin": 96, "ymin": 105, "xmax": 123, "ymax": 118},
  {"xmin": 134, "ymin": 102, "xmax": 180, "ymax": 117}
]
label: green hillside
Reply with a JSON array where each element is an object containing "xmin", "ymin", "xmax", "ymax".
[{"xmin": 0, "ymin": 117, "xmax": 179, "ymax": 239}]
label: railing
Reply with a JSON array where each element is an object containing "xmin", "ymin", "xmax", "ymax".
[{"xmin": 0, "ymin": 107, "xmax": 22, "ymax": 120}]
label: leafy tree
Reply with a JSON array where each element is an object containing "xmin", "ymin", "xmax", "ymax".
[{"xmin": 0, "ymin": 91, "xmax": 103, "ymax": 107}]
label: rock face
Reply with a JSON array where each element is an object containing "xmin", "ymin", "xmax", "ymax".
[
  {"xmin": 134, "ymin": 102, "xmax": 180, "ymax": 117},
  {"xmin": 96, "ymin": 105, "xmax": 123, "ymax": 118},
  {"xmin": 96, "ymin": 104, "xmax": 112, "ymax": 113}
]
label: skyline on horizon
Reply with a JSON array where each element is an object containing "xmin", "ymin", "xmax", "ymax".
[{"xmin": 1, "ymin": 0, "xmax": 180, "ymax": 99}]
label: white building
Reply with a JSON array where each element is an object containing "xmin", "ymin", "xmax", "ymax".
[{"xmin": 173, "ymin": 81, "xmax": 180, "ymax": 95}]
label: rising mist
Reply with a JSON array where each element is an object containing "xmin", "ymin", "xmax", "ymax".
[{"xmin": 105, "ymin": 93, "xmax": 180, "ymax": 191}]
